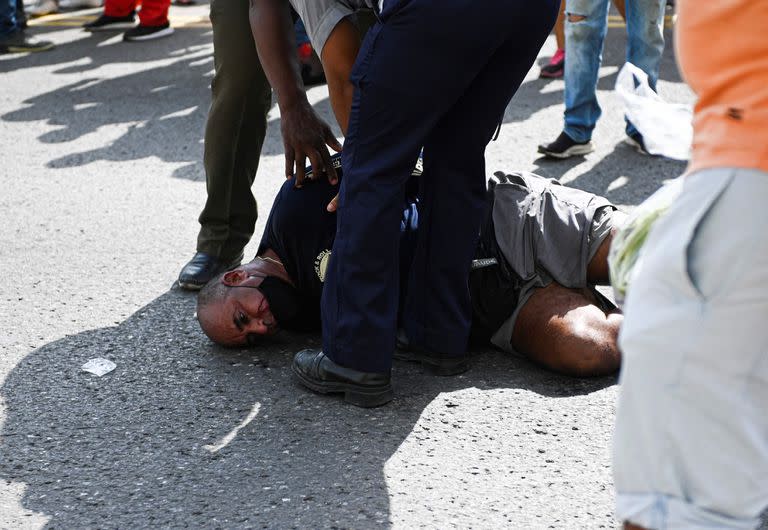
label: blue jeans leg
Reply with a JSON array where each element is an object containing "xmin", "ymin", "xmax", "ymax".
[
  {"xmin": 624, "ymin": 0, "xmax": 666, "ymax": 137},
  {"xmin": 563, "ymin": 0, "xmax": 610, "ymax": 143},
  {"xmin": 1, "ymin": 0, "xmax": 19, "ymax": 39}
]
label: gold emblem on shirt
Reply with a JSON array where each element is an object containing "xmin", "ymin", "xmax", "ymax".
[{"xmin": 314, "ymin": 249, "xmax": 332, "ymax": 282}]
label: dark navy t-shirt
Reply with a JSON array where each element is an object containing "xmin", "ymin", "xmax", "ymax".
[
  {"xmin": 257, "ymin": 179, "xmax": 339, "ymax": 328},
  {"xmin": 256, "ymin": 174, "xmax": 513, "ymax": 340},
  {"xmin": 257, "ymin": 177, "xmax": 421, "ymax": 331}
]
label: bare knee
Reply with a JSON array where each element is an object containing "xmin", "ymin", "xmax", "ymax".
[
  {"xmin": 565, "ymin": 11, "xmax": 596, "ymax": 44},
  {"xmin": 564, "ymin": 339, "xmax": 621, "ymax": 377},
  {"xmin": 551, "ymin": 314, "xmax": 622, "ymax": 377},
  {"xmin": 511, "ymin": 284, "xmax": 623, "ymax": 377}
]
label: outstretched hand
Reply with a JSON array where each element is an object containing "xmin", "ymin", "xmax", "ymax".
[{"xmin": 281, "ymin": 100, "xmax": 342, "ymax": 187}]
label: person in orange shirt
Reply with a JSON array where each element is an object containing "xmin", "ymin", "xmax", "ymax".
[{"xmin": 612, "ymin": 1, "xmax": 768, "ymax": 528}]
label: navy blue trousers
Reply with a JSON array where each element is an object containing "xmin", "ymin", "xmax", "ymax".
[{"xmin": 321, "ymin": 0, "xmax": 558, "ymax": 373}]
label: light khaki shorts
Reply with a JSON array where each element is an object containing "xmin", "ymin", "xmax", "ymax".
[{"xmin": 614, "ymin": 168, "xmax": 768, "ymax": 529}]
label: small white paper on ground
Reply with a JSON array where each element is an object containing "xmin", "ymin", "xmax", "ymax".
[{"xmin": 81, "ymin": 358, "xmax": 117, "ymax": 377}]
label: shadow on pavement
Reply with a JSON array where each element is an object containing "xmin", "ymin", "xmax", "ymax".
[
  {"xmin": 1, "ymin": 21, "xmax": 678, "ymax": 185},
  {"xmin": 501, "ymin": 25, "xmax": 681, "ymax": 127},
  {"xmin": 0, "ymin": 289, "xmax": 613, "ymax": 528},
  {"xmin": 532, "ymin": 142, "xmax": 687, "ymax": 205},
  {"xmin": 0, "ymin": 27, "xmax": 197, "ymax": 74},
  {"xmin": 0, "ymin": 27, "xmax": 333, "ymax": 181}
]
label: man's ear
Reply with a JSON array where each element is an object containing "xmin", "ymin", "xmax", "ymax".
[{"xmin": 222, "ymin": 269, "xmax": 250, "ymax": 286}]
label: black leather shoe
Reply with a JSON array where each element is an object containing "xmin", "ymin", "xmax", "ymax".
[
  {"xmin": 177, "ymin": 251, "xmax": 243, "ymax": 291},
  {"xmin": 394, "ymin": 329, "xmax": 471, "ymax": 376},
  {"xmin": 292, "ymin": 349, "xmax": 393, "ymax": 408}
]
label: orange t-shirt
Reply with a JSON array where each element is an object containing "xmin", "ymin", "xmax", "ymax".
[{"xmin": 676, "ymin": 0, "xmax": 768, "ymax": 174}]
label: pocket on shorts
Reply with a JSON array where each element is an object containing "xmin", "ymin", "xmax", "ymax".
[
  {"xmin": 619, "ymin": 172, "xmax": 733, "ymax": 388},
  {"xmin": 747, "ymin": 353, "xmax": 768, "ymax": 392},
  {"xmin": 680, "ymin": 172, "xmax": 734, "ymax": 300},
  {"xmin": 672, "ymin": 171, "xmax": 768, "ymax": 391}
]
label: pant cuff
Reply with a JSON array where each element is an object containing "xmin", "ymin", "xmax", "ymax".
[
  {"xmin": 404, "ymin": 324, "xmax": 468, "ymax": 356},
  {"xmin": 616, "ymin": 492, "xmax": 762, "ymax": 530},
  {"xmin": 562, "ymin": 126, "xmax": 592, "ymax": 144}
]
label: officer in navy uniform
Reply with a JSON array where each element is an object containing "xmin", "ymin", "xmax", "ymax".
[{"xmin": 249, "ymin": 0, "xmax": 559, "ymax": 406}]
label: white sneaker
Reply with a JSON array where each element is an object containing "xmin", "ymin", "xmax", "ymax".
[{"xmin": 28, "ymin": 0, "xmax": 60, "ymax": 17}]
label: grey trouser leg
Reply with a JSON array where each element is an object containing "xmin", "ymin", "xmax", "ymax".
[{"xmin": 196, "ymin": 0, "xmax": 272, "ymax": 260}]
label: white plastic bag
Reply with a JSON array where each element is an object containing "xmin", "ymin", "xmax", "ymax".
[
  {"xmin": 615, "ymin": 63, "xmax": 693, "ymax": 160},
  {"xmin": 609, "ymin": 176, "xmax": 684, "ymax": 306}
]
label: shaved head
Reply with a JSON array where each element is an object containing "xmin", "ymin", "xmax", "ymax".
[
  {"xmin": 196, "ymin": 272, "xmax": 231, "ymax": 344},
  {"xmin": 196, "ymin": 270, "xmax": 278, "ymax": 346}
]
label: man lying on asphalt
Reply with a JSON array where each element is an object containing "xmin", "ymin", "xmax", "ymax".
[{"xmin": 196, "ymin": 161, "xmax": 624, "ymax": 379}]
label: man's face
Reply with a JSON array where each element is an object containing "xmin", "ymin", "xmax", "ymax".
[{"xmin": 198, "ymin": 272, "xmax": 279, "ymax": 346}]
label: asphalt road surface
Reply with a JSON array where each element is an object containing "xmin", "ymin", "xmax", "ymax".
[{"xmin": 2, "ymin": 4, "xmax": 762, "ymax": 529}]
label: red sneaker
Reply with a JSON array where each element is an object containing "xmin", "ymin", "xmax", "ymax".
[{"xmin": 540, "ymin": 48, "xmax": 565, "ymax": 79}]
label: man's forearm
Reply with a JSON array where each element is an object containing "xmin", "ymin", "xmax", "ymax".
[
  {"xmin": 248, "ymin": 0, "xmax": 342, "ymax": 185},
  {"xmin": 320, "ymin": 18, "xmax": 362, "ymax": 135},
  {"xmin": 248, "ymin": 0, "xmax": 305, "ymax": 111}
]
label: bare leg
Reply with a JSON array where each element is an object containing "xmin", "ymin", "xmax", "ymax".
[
  {"xmin": 554, "ymin": 0, "xmax": 565, "ymax": 49},
  {"xmin": 612, "ymin": 0, "xmax": 626, "ymax": 20},
  {"xmin": 586, "ymin": 228, "xmax": 616, "ymax": 285},
  {"xmin": 511, "ymin": 283, "xmax": 622, "ymax": 376}
]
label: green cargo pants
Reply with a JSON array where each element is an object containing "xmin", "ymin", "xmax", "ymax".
[{"xmin": 196, "ymin": 0, "xmax": 272, "ymax": 261}]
